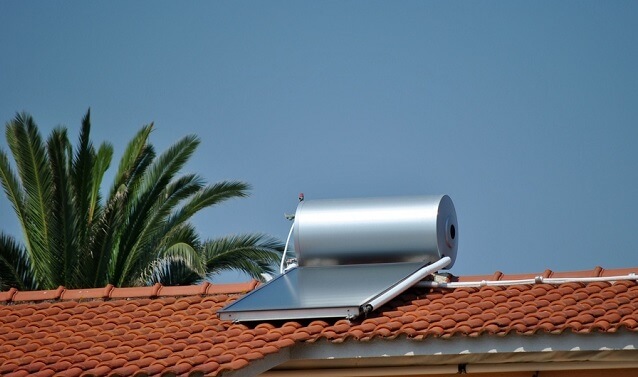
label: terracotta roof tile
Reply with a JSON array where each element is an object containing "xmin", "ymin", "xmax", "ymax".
[
  {"xmin": 11, "ymin": 286, "xmax": 65, "ymax": 302},
  {"xmin": 1, "ymin": 269, "xmax": 637, "ymax": 376}
]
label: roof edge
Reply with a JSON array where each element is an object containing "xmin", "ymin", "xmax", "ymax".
[
  {"xmin": 2, "ymin": 266, "xmax": 635, "ymax": 304},
  {"xmin": 0, "ymin": 280, "xmax": 260, "ymax": 303},
  {"xmin": 273, "ymin": 329, "xmax": 638, "ymax": 371}
]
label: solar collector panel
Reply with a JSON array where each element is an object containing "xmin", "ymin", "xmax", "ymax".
[{"xmin": 218, "ymin": 262, "xmax": 427, "ymax": 322}]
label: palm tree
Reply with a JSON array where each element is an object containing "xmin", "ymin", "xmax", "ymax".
[{"xmin": 0, "ymin": 110, "xmax": 282, "ymax": 290}]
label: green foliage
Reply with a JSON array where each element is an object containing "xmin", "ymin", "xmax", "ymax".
[
  {"xmin": 0, "ymin": 110, "xmax": 282, "ymax": 290},
  {"xmin": 0, "ymin": 232, "xmax": 36, "ymax": 290}
]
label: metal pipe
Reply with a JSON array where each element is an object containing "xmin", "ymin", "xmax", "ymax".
[
  {"xmin": 416, "ymin": 273, "xmax": 637, "ymax": 289},
  {"xmin": 279, "ymin": 221, "xmax": 296, "ymax": 274},
  {"xmin": 365, "ymin": 257, "xmax": 451, "ymax": 312}
]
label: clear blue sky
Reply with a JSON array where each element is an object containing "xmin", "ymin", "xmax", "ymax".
[{"xmin": 1, "ymin": 1, "xmax": 637, "ymax": 281}]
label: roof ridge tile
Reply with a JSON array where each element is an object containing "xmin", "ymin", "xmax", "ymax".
[
  {"xmin": 157, "ymin": 282, "xmax": 210, "ymax": 297},
  {"xmin": 0, "ymin": 287, "xmax": 17, "ymax": 302},
  {"xmin": 12, "ymin": 286, "xmax": 65, "ymax": 302},
  {"xmin": 0, "ymin": 281, "xmax": 261, "ymax": 304},
  {"xmin": 109, "ymin": 284, "xmax": 161, "ymax": 299}
]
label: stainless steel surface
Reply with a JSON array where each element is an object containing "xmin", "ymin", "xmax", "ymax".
[
  {"xmin": 218, "ymin": 262, "xmax": 426, "ymax": 322},
  {"xmin": 294, "ymin": 195, "xmax": 458, "ymax": 268}
]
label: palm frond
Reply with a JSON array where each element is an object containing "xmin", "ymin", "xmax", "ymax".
[
  {"xmin": 84, "ymin": 184, "xmax": 128, "ymax": 288},
  {"xmin": 118, "ymin": 221, "xmax": 204, "ymax": 287},
  {"xmin": 138, "ymin": 255, "xmax": 203, "ymax": 287},
  {"xmin": 71, "ymin": 110, "xmax": 96, "ymax": 256},
  {"xmin": 0, "ymin": 149, "xmax": 28, "ymax": 251},
  {"xmin": 202, "ymin": 234, "xmax": 283, "ymax": 282},
  {"xmin": 133, "ymin": 235, "xmax": 205, "ymax": 286},
  {"xmin": 166, "ymin": 181, "xmax": 250, "ymax": 229},
  {"xmin": 100, "ymin": 135, "xmax": 155, "ymax": 286},
  {"xmin": 47, "ymin": 128, "xmax": 76, "ymax": 287},
  {"xmin": 133, "ymin": 174, "xmax": 202, "ymax": 251},
  {"xmin": 114, "ymin": 135, "xmax": 200, "ymax": 286},
  {"xmin": 135, "ymin": 134, "xmax": 199, "ymax": 200},
  {"xmin": 88, "ymin": 142, "xmax": 112, "ymax": 221},
  {"xmin": 5, "ymin": 113, "xmax": 55, "ymax": 287},
  {"xmin": 109, "ymin": 123, "xmax": 153, "ymax": 199},
  {"xmin": 150, "ymin": 222, "xmax": 201, "ymax": 258},
  {"xmin": 76, "ymin": 142, "xmax": 114, "ymax": 286},
  {"xmin": 0, "ymin": 232, "xmax": 37, "ymax": 290}
]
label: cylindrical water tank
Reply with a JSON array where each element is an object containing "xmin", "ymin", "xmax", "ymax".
[{"xmin": 293, "ymin": 195, "xmax": 458, "ymax": 268}]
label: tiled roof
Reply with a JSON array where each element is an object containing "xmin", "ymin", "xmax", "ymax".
[{"xmin": 0, "ymin": 267, "xmax": 637, "ymax": 377}]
